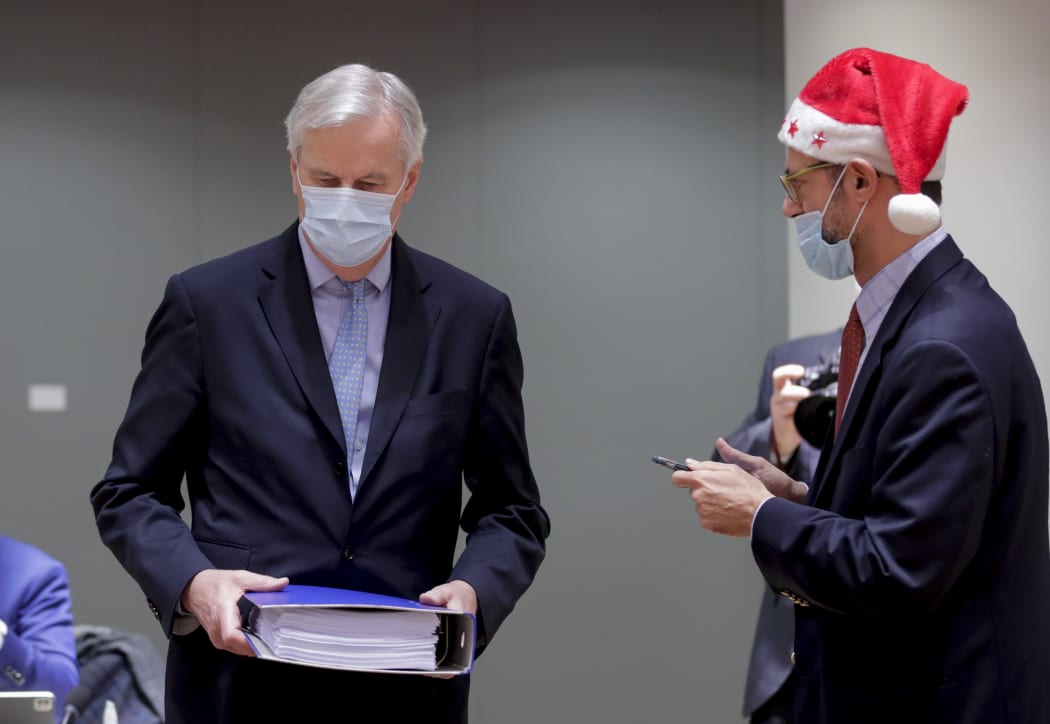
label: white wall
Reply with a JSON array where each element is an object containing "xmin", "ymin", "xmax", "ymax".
[{"xmin": 784, "ymin": 0, "xmax": 1050, "ymax": 413}]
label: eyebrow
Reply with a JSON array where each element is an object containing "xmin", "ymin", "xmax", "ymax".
[{"xmin": 310, "ymin": 169, "xmax": 387, "ymax": 183}]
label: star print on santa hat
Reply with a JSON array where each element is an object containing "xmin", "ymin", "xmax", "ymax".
[{"xmin": 777, "ymin": 48, "xmax": 968, "ymax": 236}]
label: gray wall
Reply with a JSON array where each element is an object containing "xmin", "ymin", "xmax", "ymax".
[{"xmin": 0, "ymin": 2, "xmax": 785, "ymax": 721}]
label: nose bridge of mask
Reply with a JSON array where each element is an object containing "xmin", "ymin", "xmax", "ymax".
[
  {"xmin": 297, "ymin": 166, "xmax": 409, "ymax": 202},
  {"xmin": 302, "ymin": 169, "xmax": 409, "ymax": 227}
]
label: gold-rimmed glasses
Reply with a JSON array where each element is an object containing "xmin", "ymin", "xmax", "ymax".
[{"xmin": 779, "ymin": 162, "xmax": 837, "ymax": 204}]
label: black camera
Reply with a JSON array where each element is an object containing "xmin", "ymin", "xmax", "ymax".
[{"xmin": 792, "ymin": 353, "xmax": 839, "ymax": 448}]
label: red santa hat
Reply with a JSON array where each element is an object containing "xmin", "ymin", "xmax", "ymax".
[{"xmin": 778, "ymin": 48, "xmax": 969, "ymax": 235}]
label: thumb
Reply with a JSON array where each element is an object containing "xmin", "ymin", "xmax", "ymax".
[
  {"xmin": 236, "ymin": 571, "xmax": 289, "ymax": 593},
  {"xmin": 715, "ymin": 437, "xmax": 761, "ymax": 469},
  {"xmin": 419, "ymin": 586, "xmax": 451, "ymax": 606},
  {"xmin": 715, "ymin": 436, "xmax": 743, "ymax": 461}
]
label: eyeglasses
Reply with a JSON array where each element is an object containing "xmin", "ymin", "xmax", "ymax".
[{"xmin": 779, "ymin": 162, "xmax": 837, "ymax": 204}]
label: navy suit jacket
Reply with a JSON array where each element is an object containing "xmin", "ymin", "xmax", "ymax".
[
  {"xmin": 91, "ymin": 224, "xmax": 549, "ymax": 723},
  {"xmin": 716, "ymin": 330, "xmax": 840, "ymax": 717},
  {"xmin": 752, "ymin": 238, "xmax": 1050, "ymax": 724},
  {"xmin": 0, "ymin": 535, "xmax": 79, "ymax": 719}
]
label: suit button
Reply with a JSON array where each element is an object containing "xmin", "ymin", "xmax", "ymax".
[
  {"xmin": 335, "ymin": 460, "xmax": 347, "ymax": 476},
  {"xmin": 342, "ymin": 547, "xmax": 355, "ymax": 561}
]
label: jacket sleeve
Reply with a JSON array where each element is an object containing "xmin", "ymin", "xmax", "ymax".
[
  {"xmin": 450, "ymin": 294, "xmax": 550, "ymax": 650},
  {"xmin": 90, "ymin": 274, "xmax": 215, "ymax": 637},
  {"xmin": 0, "ymin": 558, "xmax": 79, "ymax": 707}
]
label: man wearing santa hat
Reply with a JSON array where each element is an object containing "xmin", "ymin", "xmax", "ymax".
[{"xmin": 669, "ymin": 48, "xmax": 1050, "ymax": 723}]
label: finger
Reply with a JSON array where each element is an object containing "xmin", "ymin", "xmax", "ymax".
[
  {"xmin": 208, "ymin": 602, "xmax": 255, "ymax": 656},
  {"xmin": 778, "ymin": 382, "xmax": 812, "ymax": 401},
  {"xmin": 671, "ymin": 470, "xmax": 703, "ymax": 489},
  {"xmin": 771, "ymin": 364, "xmax": 805, "ymax": 387},
  {"xmin": 235, "ymin": 572, "xmax": 289, "ymax": 593}
]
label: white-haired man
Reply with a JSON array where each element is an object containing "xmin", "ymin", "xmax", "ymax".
[{"xmin": 92, "ymin": 64, "xmax": 549, "ymax": 723}]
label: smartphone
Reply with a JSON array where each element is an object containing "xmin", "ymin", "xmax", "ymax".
[{"xmin": 651, "ymin": 454, "xmax": 690, "ymax": 472}]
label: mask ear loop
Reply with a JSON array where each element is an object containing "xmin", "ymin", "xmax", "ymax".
[
  {"xmin": 844, "ymin": 199, "xmax": 869, "ymax": 242},
  {"xmin": 821, "ymin": 165, "xmax": 868, "ymax": 246},
  {"xmin": 820, "ymin": 165, "xmax": 849, "ymax": 216},
  {"xmin": 389, "ymin": 166, "xmax": 414, "ymax": 232}
]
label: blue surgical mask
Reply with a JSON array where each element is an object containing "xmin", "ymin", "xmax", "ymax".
[
  {"xmin": 298, "ymin": 169, "xmax": 409, "ymax": 267},
  {"xmin": 794, "ymin": 167, "xmax": 867, "ymax": 281}
]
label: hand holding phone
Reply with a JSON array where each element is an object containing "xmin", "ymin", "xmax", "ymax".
[{"xmin": 651, "ymin": 454, "xmax": 690, "ymax": 472}]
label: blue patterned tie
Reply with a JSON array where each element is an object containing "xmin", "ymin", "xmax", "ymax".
[{"xmin": 329, "ymin": 279, "xmax": 368, "ymax": 484}]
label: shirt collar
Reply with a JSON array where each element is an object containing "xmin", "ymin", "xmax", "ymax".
[
  {"xmin": 855, "ymin": 225, "xmax": 948, "ymax": 336},
  {"xmin": 297, "ymin": 225, "xmax": 393, "ymax": 295}
]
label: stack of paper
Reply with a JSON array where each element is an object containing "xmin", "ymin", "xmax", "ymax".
[{"xmin": 250, "ymin": 606, "xmax": 440, "ymax": 671}]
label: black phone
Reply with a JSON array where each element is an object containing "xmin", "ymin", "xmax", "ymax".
[{"xmin": 651, "ymin": 454, "xmax": 690, "ymax": 472}]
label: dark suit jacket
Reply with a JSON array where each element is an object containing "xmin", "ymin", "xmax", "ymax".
[
  {"xmin": 0, "ymin": 535, "xmax": 79, "ymax": 716},
  {"xmin": 716, "ymin": 330, "xmax": 840, "ymax": 718},
  {"xmin": 91, "ymin": 223, "xmax": 550, "ymax": 723},
  {"xmin": 752, "ymin": 238, "xmax": 1050, "ymax": 724}
]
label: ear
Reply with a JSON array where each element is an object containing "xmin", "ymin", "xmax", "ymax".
[
  {"xmin": 289, "ymin": 155, "xmax": 300, "ymax": 196},
  {"xmin": 845, "ymin": 158, "xmax": 880, "ymax": 202},
  {"xmin": 401, "ymin": 159, "xmax": 423, "ymax": 202}
]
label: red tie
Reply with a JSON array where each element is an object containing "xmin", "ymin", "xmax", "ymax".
[{"xmin": 835, "ymin": 303, "xmax": 864, "ymax": 437}]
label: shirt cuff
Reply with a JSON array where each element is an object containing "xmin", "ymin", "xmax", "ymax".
[
  {"xmin": 172, "ymin": 612, "xmax": 201, "ymax": 636},
  {"xmin": 751, "ymin": 482, "xmax": 809, "ymax": 535},
  {"xmin": 172, "ymin": 600, "xmax": 200, "ymax": 636}
]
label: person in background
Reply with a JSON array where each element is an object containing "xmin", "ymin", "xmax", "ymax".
[
  {"xmin": 0, "ymin": 534, "xmax": 79, "ymax": 722},
  {"xmin": 91, "ymin": 63, "xmax": 549, "ymax": 724},
  {"xmin": 714, "ymin": 329, "xmax": 839, "ymax": 724},
  {"xmin": 672, "ymin": 48, "xmax": 1050, "ymax": 723}
]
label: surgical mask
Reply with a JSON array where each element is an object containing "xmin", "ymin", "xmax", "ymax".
[
  {"xmin": 298, "ymin": 169, "xmax": 408, "ymax": 267},
  {"xmin": 794, "ymin": 167, "xmax": 867, "ymax": 281}
]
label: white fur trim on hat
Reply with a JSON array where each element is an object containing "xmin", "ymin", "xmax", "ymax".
[{"xmin": 778, "ymin": 98, "xmax": 948, "ymax": 180}]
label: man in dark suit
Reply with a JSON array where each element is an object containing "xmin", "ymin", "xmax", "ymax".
[
  {"xmin": 672, "ymin": 48, "xmax": 1049, "ymax": 723},
  {"xmin": 0, "ymin": 534, "xmax": 79, "ymax": 721},
  {"xmin": 714, "ymin": 330, "xmax": 839, "ymax": 724},
  {"xmin": 91, "ymin": 63, "xmax": 549, "ymax": 724}
]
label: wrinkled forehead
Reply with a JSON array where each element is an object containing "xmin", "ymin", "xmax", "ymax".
[{"xmin": 298, "ymin": 114, "xmax": 405, "ymax": 178}]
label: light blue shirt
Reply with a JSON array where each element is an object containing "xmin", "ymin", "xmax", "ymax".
[{"xmin": 297, "ymin": 228, "xmax": 392, "ymax": 499}]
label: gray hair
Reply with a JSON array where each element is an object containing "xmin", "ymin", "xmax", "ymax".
[{"xmin": 284, "ymin": 64, "xmax": 427, "ymax": 168}]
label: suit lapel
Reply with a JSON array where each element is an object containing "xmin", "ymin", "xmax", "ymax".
[
  {"xmin": 257, "ymin": 223, "xmax": 346, "ymax": 452},
  {"xmin": 809, "ymin": 238, "xmax": 965, "ymax": 508},
  {"xmin": 359, "ymin": 236, "xmax": 438, "ymax": 486}
]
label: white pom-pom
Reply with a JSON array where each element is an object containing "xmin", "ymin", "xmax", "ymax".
[{"xmin": 888, "ymin": 193, "xmax": 941, "ymax": 235}]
